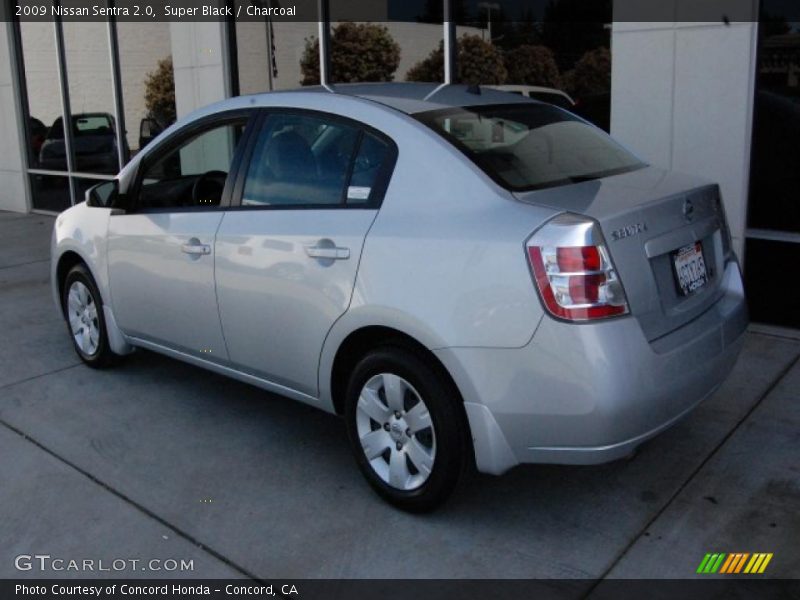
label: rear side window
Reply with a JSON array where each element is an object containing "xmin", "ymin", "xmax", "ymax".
[
  {"xmin": 415, "ymin": 103, "xmax": 644, "ymax": 191},
  {"xmin": 242, "ymin": 113, "xmax": 395, "ymax": 208},
  {"xmin": 346, "ymin": 133, "xmax": 391, "ymax": 205},
  {"xmin": 75, "ymin": 115, "xmax": 113, "ymax": 134},
  {"xmin": 48, "ymin": 115, "xmax": 114, "ymax": 139}
]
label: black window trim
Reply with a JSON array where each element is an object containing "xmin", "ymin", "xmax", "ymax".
[
  {"xmin": 228, "ymin": 107, "xmax": 399, "ymax": 212},
  {"xmin": 123, "ymin": 108, "xmax": 258, "ymax": 215}
]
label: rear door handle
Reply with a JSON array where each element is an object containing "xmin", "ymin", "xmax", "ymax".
[
  {"xmin": 305, "ymin": 245, "xmax": 350, "ymax": 260},
  {"xmin": 181, "ymin": 240, "xmax": 211, "ymax": 256}
]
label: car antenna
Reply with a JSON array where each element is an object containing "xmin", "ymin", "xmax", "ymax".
[{"xmin": 466, "ymin": 84, "xmax": 481, "ymax": 95}]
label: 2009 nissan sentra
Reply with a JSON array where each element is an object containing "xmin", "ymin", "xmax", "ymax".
[{"xmin": 51, "ymin": 83, "xmax": 748, "ymax": 511}]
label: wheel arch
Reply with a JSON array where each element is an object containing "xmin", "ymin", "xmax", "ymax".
[
  {"xmin": 55, "ymin": 250, "xmax": 88, "ymax": 315},
  {"xmin": 327, "ymin": 325, "xmax": 464, "ymax": 420},
  {"xmin": 53, "ymin": 248, "xmax": 134, "ymax": 356}
]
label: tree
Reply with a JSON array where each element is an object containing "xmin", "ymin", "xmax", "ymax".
[
  {"xmin": 300, "ymin": 22, "xmax": 401, "ymax": 85},
  {"xmin": 405, "ymin": 43, "xmax": 443, "ymax": 83},
  {"xmin": 406, "ymin": 34, "xmax": 507, "ymax": 85},
  {"xmin": 541, "ymin": 0, "xmax": 612, "ymax": 71},
  {"xmin": 144, "ymin": 57, "xmax": 176, "ymax": 126},
  {"xmin": 458, "ymin": 35, "xmax": 507, "ymax": 85},
  {"xmin": 503, "ymin": 45, "xmax": 561, "ymax": 87},
  {"xmin": 562, "ymin": 46, "xmax": 610, "ymax": 97}
]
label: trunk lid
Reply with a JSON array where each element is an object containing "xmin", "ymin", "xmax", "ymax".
[{"xmin": 515, "ymin": 166, "xmax": 731, "ymax": 341}]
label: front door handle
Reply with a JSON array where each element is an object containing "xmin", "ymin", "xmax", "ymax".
[
  {"xmin": 181, "ymin": 239, "xmax": 211, "ymax": 256},
  {"xmin": 305, "ymin": 245, "xmax": 350, "ymax": 260}
]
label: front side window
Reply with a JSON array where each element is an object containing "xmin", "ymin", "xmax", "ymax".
[
  {"xmin": 137, "ymin": 120, "xmax": 248, "ymax": 210},
  {"xmin": 415, "ymin": 104, "xmax": 644, "ymax": 191},
  {"xmin": 242, "ymin": 113, "xmax": 393, "ymax": 207}
]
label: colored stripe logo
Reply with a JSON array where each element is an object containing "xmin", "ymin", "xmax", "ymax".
[{"xmin": 697, "ymin": 552, "xmax": 773, "ymax": 574}]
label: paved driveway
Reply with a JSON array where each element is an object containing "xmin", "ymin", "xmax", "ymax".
[{"xmin": 1, "ymin": 211, "xmax": 798, "ymax": 585}]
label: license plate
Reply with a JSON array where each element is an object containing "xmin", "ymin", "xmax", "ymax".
[{"xmin": 672, "ymin": 242, "xmax": 708, "ymax": 296}]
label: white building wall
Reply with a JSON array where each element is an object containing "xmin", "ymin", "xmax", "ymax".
[
  {"xmin": 169, "ymin": 22, "xmax": 230, "ymax": 175},
  {"xmin": 0, "ymin": 22, "xmax": 29, "ymax": 213},
  {"xmin": 611, "ymin": 21, "xmax": 759, "ymax": 259},
  {"xmin": 170, "ymin": 21, "xmax": 229, "ymax": 118}
]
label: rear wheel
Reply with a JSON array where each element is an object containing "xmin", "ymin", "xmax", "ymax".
[
  {"xmin": 344, "ymin": 346, "xmax": 470, "ymax": 512},
  {"xmin": 62, "ymin": 264, "xmax": 118, "ymax": 368}
]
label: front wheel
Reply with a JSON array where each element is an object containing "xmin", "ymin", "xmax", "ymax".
[
  {"xmin": 62, "ymin": 264, "xmax": 119, "ymax": 368},
  {"xmin": 344, "ymin": 346, "xmax": 471, "ymax": 512}
]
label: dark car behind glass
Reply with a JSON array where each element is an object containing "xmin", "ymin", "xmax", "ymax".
[{"xmin": 39, "ymin": 113, "xmax": 125, "ymax": 174}]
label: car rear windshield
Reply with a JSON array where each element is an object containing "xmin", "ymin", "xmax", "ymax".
[
  {"xmin": 48, "ymin": 115, "xmax": 114, "ymax": 139},
  {"xmin": 414, "ymin": 103, "xmax": 645, "ymax": 191}
]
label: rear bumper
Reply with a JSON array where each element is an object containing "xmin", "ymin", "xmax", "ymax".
[{"xmin": 435, "ymin": 261, "xmax": 748, "ymax": 475}]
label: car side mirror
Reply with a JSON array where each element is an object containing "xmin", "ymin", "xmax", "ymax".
[
  {"xmin": 139, "ymin": 118, "xmax": 163, "ymax": 149},
  {"xmin": 85, "ymin": 180, "xmax": 119, "ymax": 209}
]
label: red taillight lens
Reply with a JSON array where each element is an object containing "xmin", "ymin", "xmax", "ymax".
[
  {"xmin": 526, "ymin": 216, "xmax": 629, "ymax": 322},
  {"xmin": 568, "ymin": 273, "xmax": 604, "ymax": 304},
  {"xmin": 557, "ymin": 246, "xmax": 602, "ymax": 272}
]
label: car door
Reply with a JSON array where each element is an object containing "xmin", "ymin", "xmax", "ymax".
[
  {"xmin": 107, "ymin": 112, "xmax": 253, "ymax": 360},
  {"xmin": 214, "ymin": 110, "xmax": 397, "ymax": 396}
]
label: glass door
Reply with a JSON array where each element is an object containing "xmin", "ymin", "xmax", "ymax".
[{"xmin": 745, "ymin": 4, "xmax": 800, "ymax": 328}]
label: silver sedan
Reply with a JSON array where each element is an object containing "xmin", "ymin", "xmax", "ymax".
[{"xmin": 51, "ymin": 83, "xmax": 748, "ymax": 511}]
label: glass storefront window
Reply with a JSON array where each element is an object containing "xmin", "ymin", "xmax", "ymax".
[
  {"xmin": 744, "ymin": 2, "xmax": 800, "ymax": 328},
  {"xmin": 748, "ymin": 14, "xmax": 800, "ymax": 234},
  {"xmin": 28, "ymin": 173, "xmax": 71, "ymax": 213},
  {"xmin": 18, "ymin": 20, "xmax": 67, "ymax": 212},
  {"xmin": 431, "ymin": 1, "xmax": 613, "ymax": 131},
  {"xmin": 117, "ymin": 21, "xmax": 174, "ymax": 162},
  {"xmin": 236, "ymin": 18, "xmax": 318, "ymax": 92},
  {"xmin": 62, "ymin": 18, "xmax": 119, "ymax": 175},
  {"xmin": 12, "ymin": 0, "xmax": 615, "ymax": 213},
  {"xmin": 18, "ymin": 21, "xmax": 62, "ymax": 170},
  {"xmin": 744, "ymin": 238, "xmax": 800, "ymax": 329},
  {"xmin": 18, "ymin": 18, "xmax": 119, "ymax": 210},
  {"xmin": 325, "ymin": 21, "xmax": 441, "ymax": 85}
]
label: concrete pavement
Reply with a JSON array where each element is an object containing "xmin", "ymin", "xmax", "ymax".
[{"xmin": 0, "ymin": 211, "xmax": 797, "ymax": 583}]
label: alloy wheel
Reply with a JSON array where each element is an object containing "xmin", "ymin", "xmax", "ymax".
[
  {"xmin": 67, "ymin": 281, "xmax": 100, "ymax": 356},
  {"xmin": 355, "ymin": 372, "xmax": 437, "ymax": 491}
]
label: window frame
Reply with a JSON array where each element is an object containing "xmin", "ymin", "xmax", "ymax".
[
  {"xmin": 125, "ymin": 109, "xmax": 258, "ymax": 214},
  {"xmin": 228, "ymin": 107, "xmax": 399, "ymax": 211}
]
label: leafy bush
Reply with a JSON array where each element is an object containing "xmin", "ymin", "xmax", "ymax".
[
  {"xmin": 144, "ymin": 57, "xmax": 176, "ymax": 126},
  {"xmin": 503, "ymin": 45, "xmax": 561, "ymax": 88},
  {"xmin": 300, "ymin": 23, "xmax": 401, "ymax": 85},
  {"xmin": 406, "ymin": 34, "xmax": 507, "ymax": 85},
  {"xmin": 562, "ymin": 46, "xmax": 611, "ymax": 97}
]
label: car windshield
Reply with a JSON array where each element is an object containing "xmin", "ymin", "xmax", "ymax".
[{"xmin": 415, "ymin": 103, "xmax": 645, "ymax": 191}]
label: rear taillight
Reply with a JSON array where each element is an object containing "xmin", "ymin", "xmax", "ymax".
[{"xmin": 526, "ymin": 213, "xmax": 629, "ymax": 322}]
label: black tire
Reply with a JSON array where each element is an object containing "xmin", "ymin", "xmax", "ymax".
[
  {"xmin": 61, "ymin": 263, "xmax": 118, "ymax": 368},
  {"xmin": 344, "ymin": 345, "xmax": 471, "ymax": 512}
]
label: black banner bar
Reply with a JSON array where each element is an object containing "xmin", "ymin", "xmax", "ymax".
[
  {"xmin": 0, "ymin": 0, "xmax": 782, "ymax": 23},
  {"xmin": 2, "ymin": 579, "xmax": 800, "ymax": 600}
]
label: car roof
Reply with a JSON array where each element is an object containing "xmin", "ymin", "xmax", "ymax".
[{"xmin": 247, "ymin": 82, "xmax": 535, "ymax": 115}]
